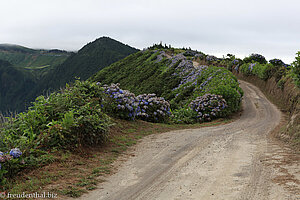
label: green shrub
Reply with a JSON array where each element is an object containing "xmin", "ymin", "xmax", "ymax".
[
  {"xmin": 239, "ymin": 63, "xmax": 254, "ymax": 76},
  {"xmin": 243, "ymin": 53, "xmax": 267, "ymax": 64},
  {"xmin": 171, "ymin": 108, "xmax": 197, "ymax": 124},
  {"xmin": 0, "ymin": 80, "xmax": 113, "ymax": 184},
  {"xmin": 240, "ymin": 63, "xmax": 275, "ymax": 80},
  {"xmin": 251, "ymin": 63, "xmax": 274, "ymax": 80},
  {"xmin": 277, "ymin": 78, "xmax": 286, "ymax": 89},
  {"xmin": 292, "ymin": 51, "xmax": 300, "ymax": 88}
]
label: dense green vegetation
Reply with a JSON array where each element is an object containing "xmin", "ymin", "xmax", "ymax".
[
  {"xmin": 0, "ymin": 59, "xmax": 35, "ymax": 111},
  {"xmin": 235, "ymin": 54, "xmax": 294, "ymax": 89},
  {"xmin": 0, "ymin": 37, "xmax": 138, "ymax": 113},
  {"xmin": 0, "ymin": 45, "xmax": 70, "ymax": 113},
  {"xmin": 91, "ymin": 51, "xmax": 180, "ymax": 97},
  {"xmin": 91, "ymin": 48, "xmax": 243, "ymax": 123},
  {"xmin": 292, "ymin": 51, "xmax": 300, "ymax": 88},
  {"xmin": 0, "ymin": 81, "xmax": 112, "ymax": 185}
]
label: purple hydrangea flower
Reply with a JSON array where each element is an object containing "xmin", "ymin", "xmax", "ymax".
[{"xmin": 10, "ymin": 148, "xmax": 22, "ymax": 158}]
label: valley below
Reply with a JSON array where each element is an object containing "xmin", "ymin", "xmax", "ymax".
[{"xmin": 77, "ymin": 81, "xmax": 299, "ymax": 200}]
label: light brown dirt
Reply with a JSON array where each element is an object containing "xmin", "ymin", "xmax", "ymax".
[{"xmin": 76, "ymin": 81, "xmax": 300, "ymax": 200}]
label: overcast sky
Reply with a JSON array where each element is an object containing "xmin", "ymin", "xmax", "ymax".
[{"xmin": 1, "ymin": 0, "xmax": 299, "ymax": 63}]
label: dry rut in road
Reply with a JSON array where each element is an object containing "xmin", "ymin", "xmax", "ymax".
[{"xmin": 78, "ymin": 81, "xmax": 300, "ymax": 200}]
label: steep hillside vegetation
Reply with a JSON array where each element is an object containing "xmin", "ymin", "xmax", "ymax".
[
  {"xmin": 0, "ymin": 59, "xmax": 35, "ymax": 112},
  {"xmin": 91, "ymin": 47, "xmax": 243, "ymax": 122}
]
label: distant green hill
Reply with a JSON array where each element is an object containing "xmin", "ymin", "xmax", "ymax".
[
  {"xmin": 0, "ymin": 44, "xmax": 71, "ymax": 79},
  {"xmin": 36, "ymin": 37, "xmax": 139, "ymax": 91},
  {"xmin": 0, "ymin": 37, "xmax": 139, "ymax": 113}
]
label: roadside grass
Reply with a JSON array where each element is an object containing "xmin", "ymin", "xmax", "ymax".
[{"xmin": 4, "ymin": 118, "xmax": 232, "ymax": 199}]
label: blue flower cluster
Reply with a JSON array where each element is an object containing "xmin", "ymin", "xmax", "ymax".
[
  {"xmin": 155, "ymin": 51, "xmax": 167, "ymax": 63},
  {"xmin": 136, "ymin": 94, "xmax": 171, "ymax": 122},
  {"xmin": 0, "ymin": 148, "xmax": 22, "ymax": 169},
  {"xmin": 194, "ymin": 53, "xmax": 205, "ymax": 60},
  {"xmin": 244, "ymin": 53, "xmax": 267, "ymax": 64},
  {"xmin": 248, "ymin": 63, "xmax": 256, "ymax": 72},
  {"xmin": 232, "ymin": 59, "xmax": 240, "ymax": 65},
  {"xmin": 168, "ymin": 53, "xmax": 186, "ymax": 68},
  {"xmin": 234, "ymin": 64, "xmax": 240, "ymax": 72},
  {"xmin": 169, "ymin": 54, "xmax": 209, "ymax": 91},
  {"xmin": 103, "ymin": 83, "xmax": 138, "ymax": 120},
  {"xmin": 269, "ymin": 58, "xmax": 286, "ymax": 67},
  {"xmin": 103, "ymin": 83, "xmax": 171, "ymax": 122},
  {"xmin": 206, "ymin": 55, "xmax": 218, "ymax": 62},
  {"xmin": 189, "ymin": 94, "xmax": 227, "ymax": 122}
]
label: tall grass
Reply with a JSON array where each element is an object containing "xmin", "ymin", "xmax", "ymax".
[{"xmin": 0, "ymin": 112, "xmax": 16, "ymax": 129}]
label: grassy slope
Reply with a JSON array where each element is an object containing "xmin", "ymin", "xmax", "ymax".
[
  {"xmin": 90, "ymin": 48, "xmax": 243, "ymax": 116},
  {"xmin": 90, "ymin": 51, "xmax": 181, "ymax": 98}
]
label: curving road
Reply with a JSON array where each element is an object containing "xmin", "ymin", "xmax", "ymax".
[{"xmin": 77, "ymin": 81, "xmax": 299, "ymax": 200}]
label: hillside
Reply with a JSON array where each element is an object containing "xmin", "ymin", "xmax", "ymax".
[
  {"xmin": 36, "ymin": 37, "xmax": 139, "ymax": 91},
  {"xmin": 0, "ymin": 44, "xmax": 71, "ymax": 79},
  {"xmin": 0, "ymin": 37, "xmax": 138, "ymax": 113},
  {"xmin": 90, "ymin": 47, "xmax": 243, "ymax": 120},
  {"xmin": 0, "ymin": 59, "xmax": 35, "ymax": 112}
]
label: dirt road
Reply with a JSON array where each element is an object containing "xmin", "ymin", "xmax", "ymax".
[{"xmin": 78, "ymin": 81, "xmax": 300, "ymax": 200}]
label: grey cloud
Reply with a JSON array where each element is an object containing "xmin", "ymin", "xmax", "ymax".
[{"xmin": 0, "ymin": 0, "xmax": 299, "ymax": 63}]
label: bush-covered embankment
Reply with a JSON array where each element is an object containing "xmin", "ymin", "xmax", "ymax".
[
  {"xmin": 230, "ymin": 53, "xmax": 300, "ymax": 148},
  {"xmin": 90, "ymin": 47, "xmax": 243, "ymax": 123}
]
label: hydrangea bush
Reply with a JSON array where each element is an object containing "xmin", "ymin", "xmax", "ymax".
[
  {"xmin": 136, "ymin": 94, "xmax": 171, "ymax": 122},
  {"xmin": 189, "ymin": 94, "xmax": 227, "ymax": 122},
  {"xmin": 102, "ymin": 83, "xmax": 171, "ymax": 122},
  {"xmin": 171, "ymin": 65, "xmax": 243, "ymax": 116},
  {"xmin": 206, "ymin": 55, "xmax": 218, "ymax": 62},
  {"xmin": 102, "ymin": 83, "xmax": 138, "ymax": 120},
  {"xmin": 243, "ymin": 53, "xmax": 267, "ymax": 64},
  {"xmin": 269, "ymin": 58, "xmax": 286, "ymax": 67},
  {"xmin": 0, "ymin": 148, "xmax": 22, "ymax": 185}
]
